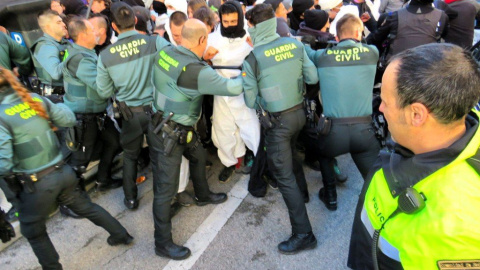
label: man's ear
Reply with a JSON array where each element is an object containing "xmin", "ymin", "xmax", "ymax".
[
  {"xmin": 408, "ymin": 102, "xmax": 429, "ymax": 127},
  {"xmin": 112, "ymin": 22, "xmax": 119, "ymax": 33}
]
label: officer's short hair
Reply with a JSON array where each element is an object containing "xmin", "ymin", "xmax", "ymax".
[
  {"xmin": 336, "ymin": 14, "xmax": 363, "ymax": 39},
  {"xmin": 111, "ymin": 2, "xmax": 135, "ymax": 30},
  {"xmin": 170, "ymin": 11, "xmax": 188, "ymax": 27},
  {"xmin": 245, "ymin": 3, "xmax": 275, "ymax": 26},
  {"xmin": 37, "ymin": 9, "xmax": 61, "ymax": 31},
  {"xmin": 68, "ymin": 17, "xmax": 88, "ymax": 43},
  {"xmin": 390, "ymin": 43, "xmax": 480, "ymax": 124},
  {"xmin": 89, "ymin": 14, "xmax": 109, "ymax": 30},
  {"xmin": 194, "ymin": 7, "xmax": 217, "ymax": 30}
]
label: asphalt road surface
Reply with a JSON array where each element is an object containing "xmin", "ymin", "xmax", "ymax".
[{"xmin": 0, "ymin": 152, "xmax": 364, "ymax": 270}]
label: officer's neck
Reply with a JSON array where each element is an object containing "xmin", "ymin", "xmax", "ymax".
[
  {"xmin": 409, "ymin": 118, "xmax": 467, "ymax": 155},
  {"xmin": 44, "ymin": 31, "xmax": 64, "ymax": 42},
  {"xmin": 181, "ymin": 41, "xmax": 203, "ymax": 59}
]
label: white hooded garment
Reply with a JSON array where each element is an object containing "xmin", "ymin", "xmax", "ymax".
[{"xmin": 208, "ymin": 30, "xmax": 261, "ymax": 167}]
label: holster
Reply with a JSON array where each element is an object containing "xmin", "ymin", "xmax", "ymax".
[
  {"xmin": 257, "ymin": 110, "xmax": 276, "ymax": 130},
  {"xmin": 65, "ymin": 119, "xmax": 85, "ymax": 151},
  {"xmin": 4, "ymin": 175, "xmax": 22, "ymax": 195},
  {"xmin": 316, "ymin": 114, "xmax": 331, "ymax": 136},
  {"xmin": 161, "ymin": 123, "xmax": 180, "ymax": 156},
  {"xmin": 304, "ymin": 99, "xmax": 317, "ymax": 129},
  {"xmin": 118, "ymin": 101, "xmax": 133, "ymax": 121},
  {"xmin": 96, "ymin": 114, "xmax": 106, "ymax": 131},
  {"xmin": 4, "ymin": 174, "xmax": 35, "ymax": 194}
]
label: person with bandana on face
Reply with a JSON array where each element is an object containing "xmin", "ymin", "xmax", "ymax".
[{"xmin": 204, "ymin": 0, "xmax": 261, "ymax": 183}]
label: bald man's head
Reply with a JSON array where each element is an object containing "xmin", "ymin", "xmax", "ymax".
[{"xmin": 181, "ymin": 19, "xmax": 208, "ymax": 45}]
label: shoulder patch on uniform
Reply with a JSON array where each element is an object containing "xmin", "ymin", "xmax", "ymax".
[{"xmin": 437, "ymin": 260, "xmax": 480, "ymax": 270}]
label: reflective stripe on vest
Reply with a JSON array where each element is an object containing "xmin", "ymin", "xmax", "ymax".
[
  {"xmin": 154, "ymin": 91, "xmax": 191, "ymax": 115},
  {"xmin": 361, "ymin": 207, "xmax": 401, "ymax": 262}
]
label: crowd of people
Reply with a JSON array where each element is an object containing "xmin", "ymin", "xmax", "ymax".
[{"xmin": 1, "ymin": 0, "xmax": 480, "ymax": 269}]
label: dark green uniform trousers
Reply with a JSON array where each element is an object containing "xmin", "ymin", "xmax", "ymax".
[
  {"xmin": 69, "ymin": 115, "xmax": 121, "ymax": 184},
  {"xmin": 148, "ymin": 123, "xmax": 211, "ymax": 246},
  {"xmin": 15, "ymin": 164, "xmax": 128, "ymax": 270},
  {"xmin": 317, "ymin": 122, "xmax": 381, "ymax": 186},
  {"xmin": 265, "ymin": 108, "xmax": 312, "ymax": 234},
  {"xmin": 120, "ymin": 111, "xmax": 151, "ymax": 201}
]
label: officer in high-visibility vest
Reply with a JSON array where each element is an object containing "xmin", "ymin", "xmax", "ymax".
[{"xmin": 348, "ymin": 43, "xmax": 480, "ymax": 269}]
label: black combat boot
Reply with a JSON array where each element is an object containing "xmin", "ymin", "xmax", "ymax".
[
  {"xmin": 319, "ymin": 185, "xmax": 337, "ymax": 211},
  {"xmin": 155, "ymin": 241, "xmax": 191, "ymax": 260},
  {"xmin": 278, "ymin": 232, "xmax": 317, "ymax": 254}
]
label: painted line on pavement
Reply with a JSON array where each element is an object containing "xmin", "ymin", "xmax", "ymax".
[{"xmin": 163, "ymin": 175, "xmax": 250, "ymax": 270}]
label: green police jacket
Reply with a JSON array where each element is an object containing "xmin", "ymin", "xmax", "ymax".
[
  {"xmin": 0, "ymin": 32, "xmax": 32, "ymax": 76},
  {"xmin": 152, "ymin": 45, "xmax": 243, "ymax": 126},
  {"xmin": 31, "ymin": 34, "xmax": 69, "ymax": 87},
  {"xmin": 349, "ymin": 111, "xmax": 480, "ymax": 270},
  {"xmin": 305, "ymin": 39, "xmax": 379, "ymax": 118},
  {"xmin": 0, "ymin": 90, "xmax": 76, "ymax": 175},
  {"xmin": 62, "ymin": 43, "xmax": 107, "ymax": 113},
  {"xmin": 97, "ymin": 30, "xmax": 170, "ymax": 107},
  {"xmin": 242, "ymin": 17, "xmax": 318, "ymax": 113}
]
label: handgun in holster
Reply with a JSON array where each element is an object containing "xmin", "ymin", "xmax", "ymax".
[
  {"xmin": 4, "ymin": 174, "xmax": 36, "ymax": 194},
  {"xmin": 118, "ymin": 101, "xmax": 133, "ymax": 121},
  {"xmin": 162, "ymin": 123, "xmax": 180, "ymax": 156}
]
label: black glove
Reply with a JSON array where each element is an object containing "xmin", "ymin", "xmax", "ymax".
[
  {"xmin": 301, "ymin": 35, "xmax": 317, "ymax": 48},
  {"xmin": 0, "ymin": 210, "xmax": 15, "ymax": 243}
]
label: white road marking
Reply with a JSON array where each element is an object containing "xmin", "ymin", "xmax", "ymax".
[{"xmin": 163, "ymin": 175, "xmax": 250, "ymax": 270}]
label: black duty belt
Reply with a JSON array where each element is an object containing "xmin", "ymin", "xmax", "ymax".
[
  {"xmin": 75, "ymin": 112, "xmax": 104, "ymax": 121},
  {"xmin": 330, "ymin": 116, "xmax": 372, "ymax": 125},
  {"xmin": 273, "ymin": 103, "xmax": 304, "ymax": 116},
  {"xmin": 129, "ymin": 105, "xmax": 152, "ymax": 113},
  {"xmin": 31, "ymin": 161, "xmax": 64, "ymax": 181}
]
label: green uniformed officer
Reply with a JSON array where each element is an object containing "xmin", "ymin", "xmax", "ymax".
[
  {"xmin": 31, "ymin": 10, "xmax": 69, "ymax": 94},
  {"xmin": 242, "ymin": 4, "xmax": 319, "ymax": 254},
  {"xmin": 62, "ymin": 17, "xmax": 122, "ymax": 192},
  {"xmin": 303, "ymin": 14, "xmax": 381, "ymax": 211},
  {"xmin": 96, "ymin": 2, "xmax": 170, "ymax": 209},
  {"xmin": 0, "ymin": 31, "xmax": 32, "ymax": 76},
  {"xmin": 150, "ymin": 19, "xmax": 243, "ymax": 260},
  {"xmin": 0, "ymin": 67, "xmax": 133, "ymax": 270}
]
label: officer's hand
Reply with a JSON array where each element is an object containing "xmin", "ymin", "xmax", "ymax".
[
  {"xmin": 301, "ymin": 35, "xmax": 317, "ymax": 48},
  {"xmin": 203, "ymin": 46, "xmax": 219, "ymax": 61},
  {"xmin": 0, "ymin": 213, "xmax": 15, "ymax": 243}
]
